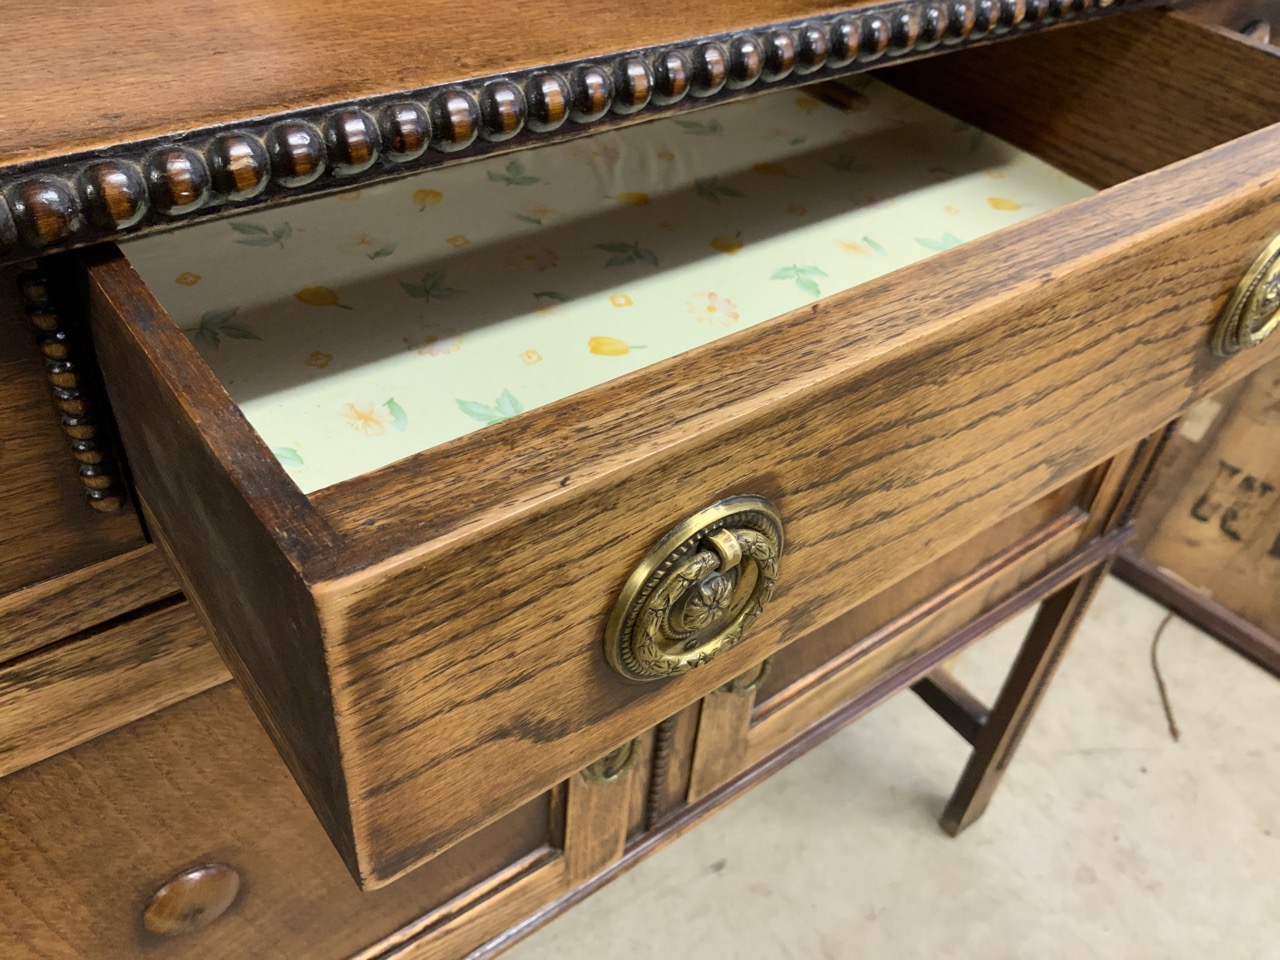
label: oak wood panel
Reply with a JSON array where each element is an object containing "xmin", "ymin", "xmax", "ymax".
[
  {"xmin": 755, "ymin": 471, "xmax": 1092, "ymax": 704},
  {"xmin": 563, "ymin": 766, "xmax": 636, "ymax": 881},
  {"xmin": 687, "ymin": 683, "xmax": 758, "ymax": 802},
  {"xmin": 0, "ymin": 0, "xmax": 1063, "ymax": 172},
  {"xmin": 882, "ymin": 11, "xmax": 1280, "ymax": 189},
  {"xmin": 82, "ymin": 236, "xmax": 360, "ymax": 875},
  {"xmin": 625, "ymin": 731, "xmax": 656, "ymax": 840},
  {"xmin": 745, "ymin": 526, "xmax": 1118, "ymax": 765},
  {"xmin": 0, "ymin": 600, "xmax": 228, "ymax": 778},
  {"xmin": 0, "ymin": 684, "xmax": 555, "ymax": 960},
  {"xmin": 0, "ymin": 268, "xmax": 143, "ymax": 598},
  {"xmin": 83, "ymin": 15, "xmax": 1280, "ymax": 885},
  {"xmin": 0, "ymin": 545, "xmax": 178, "ymax": 662}
]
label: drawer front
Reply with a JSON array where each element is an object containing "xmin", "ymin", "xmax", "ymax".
[
  {"xmin": 0, "ymin": 679, "xmax": 644, "ymax": 960},
  {"xmin": 83, "ymin": 13, "xmax": 1280, "ymax": 887},
  {"xmin": 683, "ymin": 452, "xmax": 1129, "ymax": 802},
  {"xmin": 0, "ymin": 267, "xmax": 144, "ymax": 604}
]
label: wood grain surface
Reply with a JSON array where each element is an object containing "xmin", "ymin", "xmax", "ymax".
[
  {"xmin": 753, "ymin": 466, "xmax": 1096, "ymax": 707},
  {"xmin": 882, "ymin": 9, "xmax": 1280, "ymax": 189},
  {"xmin": 0, "ymin": 267, "xmax": 143, "ymax": 598},
  {"xmin": 83, "ymin": 12, "xmax": 1280, "ymax": 886},
  {"xmin": 0, "ymin": 683, "xmax": 556, "ymax": 960},
  {"xmin": 0, "ymin": 545, "xmax": 177, "ymax": 662},
  {"xmin": 0, "ymin": 0, "xmax": 1122, "ymax": 172},
  {"xmin": 0, "ymin": 600, "xmax": 228, "ymax": 778}
]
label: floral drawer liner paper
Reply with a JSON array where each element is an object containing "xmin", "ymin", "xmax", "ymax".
[{"xmin": 124, "ymin": 77, "xmax": 1095, "ymax": 495}]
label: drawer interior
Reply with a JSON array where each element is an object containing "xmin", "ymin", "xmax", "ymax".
[
  {"xmin": 121, "ymin": 76, "xmax": 1091, "ymax": 494},
  {"xmin": 82, "ymin": 10, "xmax": 1280, "ymax": 889}
]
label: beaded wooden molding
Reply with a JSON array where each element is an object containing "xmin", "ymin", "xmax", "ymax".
[
  {"xmin": 17, "ymin": 267, "xmax": 128, "ymax": 512},
  {"xmin": 0, "ymin": 0, "xmax": 1142, "ymax": 266}
]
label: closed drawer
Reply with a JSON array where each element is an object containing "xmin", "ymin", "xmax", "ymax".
[
  {"xmin": 81, "ymin": 12, "xmax": 1280, "ymax": 887},
  {"xmin": 0, "ymin": 680, "xmax": 634, "ymax": 960}
]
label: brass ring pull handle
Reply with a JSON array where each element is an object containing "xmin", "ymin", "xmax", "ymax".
[
  {"xmin": 604, "ymin": 496, "xmax": 783, "ymax": 682},
  {"xmin": 723, "ymin": 657, "xmax": 772, "ymax": 696},
  {"xmin": 1214, "ymin": 234, "xmax": 1280, "ymax": 356},
  {"xmin": 580, "ymin": 738, "xmax": 642, "ymax": 784}
]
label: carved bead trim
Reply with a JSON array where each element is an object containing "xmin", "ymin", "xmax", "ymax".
[
  {"xmin": 0, "ymin": 0, "xmax": 1135, "ymax": 264},
  {"xmin": 18, "ymin": 264, "xmax": 128, "ymax": 513}
]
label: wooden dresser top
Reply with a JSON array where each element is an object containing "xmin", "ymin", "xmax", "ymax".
[{"xmin": 0, "ymin": 0, "xmax": 1150, "ymax": 264}]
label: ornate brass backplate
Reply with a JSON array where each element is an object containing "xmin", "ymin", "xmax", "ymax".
[
  {"xmin": 1214, "ymin": 233, "xmax": 1280, "ymax": 356},
  {"xmin": 604, "ymin": 495, "xmax": 783, "ymax": 682}
]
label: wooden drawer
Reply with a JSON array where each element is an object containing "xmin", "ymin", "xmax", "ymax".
[
  {"xmin": 0, "ymin": 679, "xmax": 645, "ymax": 960},
  {"xmin": 79, "ymin": 13, "xmax": 1280, "ymax": 887},
  {"xmin": 0, "ymin": 266, "xmax": 144, "ymax": 604}
]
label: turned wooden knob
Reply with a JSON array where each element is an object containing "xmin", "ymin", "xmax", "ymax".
[{"xmin": 142, "ymin": 863, "xmax": 240, "ymax": 936}]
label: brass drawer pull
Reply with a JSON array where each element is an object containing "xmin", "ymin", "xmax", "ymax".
[
  {"xmin": 723, "ymin": 657, "xmax": 772, "ymax": 695},
  {"xmin": 1214, "ymin": 233, "xmax": 1280, "ymax": 355},
  {"xmin": 604, "ymin": 496, "xmax": 783, "ymax": 682},
  {"xmin": 581, "ymin": 738, "xmax": 642, "ymax": 784}
]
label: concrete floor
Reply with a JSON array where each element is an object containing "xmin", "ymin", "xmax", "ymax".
[{"xmin": 508, "ymin": 578, "xmax": 1280, "ymax": 959}]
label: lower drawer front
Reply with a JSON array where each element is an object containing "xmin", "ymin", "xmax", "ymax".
[
  {"xmin": 685, "ymin": 458, "xmax": 1118, "ymax": 801},
  {"xmin": 83, "ymin": 13, "xmax": 1280, "ymax": 888},
  {"xmin": 0, "ymin": 680, "xmax": 639, "ymax": 960}
]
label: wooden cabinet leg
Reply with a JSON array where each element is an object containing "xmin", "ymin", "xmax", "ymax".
[{"xmin": 940, "ymin": 562, "xmax": 1110, "ymax": 836}]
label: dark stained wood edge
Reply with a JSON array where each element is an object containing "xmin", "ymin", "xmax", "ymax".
[
  {"xmin": 79, "ymin": 246, "xmax": 336, "ymax": 562},
  {"xmin": 0, "ymin": 599, "xmax": 230, "ymax": 778},
  {"xmin": 1113, "ymin": 550, "xmax": 1280, "ymax": 677},
  {"xmin": 911, "ymin": 670, "xmax": 989, "ymax": 743},
  {"xmin": 82, "ymin": 249, "xmax": 361, "ymax": 880},
  {"xmin": 0, "ymin": 0, "xmax": 1153, "ymax": 265},
  {"xmin": 880, "ymin": 7, "xmax": 1280, "ymax": 189},
  {"xmin": 426, "ymin": 531, "xmax": 1129, "ymax": 960},
  {"xmin": 15, "ymin": 260, "xmax": 130, "ymax": 511},
  {"xmin": 0, "ymin": 545, "xmax": 177, "ymax": 662}
]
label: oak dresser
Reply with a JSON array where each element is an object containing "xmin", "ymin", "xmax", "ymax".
[{"xmin": 2, "ymin": 1, "xmax": 1279, "ymax": 956}]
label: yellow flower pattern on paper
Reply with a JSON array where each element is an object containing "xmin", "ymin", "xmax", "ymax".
[
  {"xmin": 687, "ymin": 293, "xmax": 741, "ymax": 327},
  {"xmin": 505, "ymin": 245, "xmax": 559, "ymax": 271},
  {"xmin": 121, "ymin": 76, "xmax": 1094, "ymax": 495},
  {"xmin": 710, "ymin": 234, "xmax": 744, "ymax": 255},
  {"xmin": 295, "ymin": 286, "xmax": 352, "ymax": 310},
  {"xmin": 413, "ymin": 189, "xmax": 443, "ymax": 209},
  {"xmin": 342, "ymin": 402, "xmax": 393, "ymax": 436},
  {"xmin": 404, "ymin": 334, "xmax": 463, "ymax": 356},
  {"xmin": 588, "ymin": 336, "xmax": 646, "ymax": 356}
]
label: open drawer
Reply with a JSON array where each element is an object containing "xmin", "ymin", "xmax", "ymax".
[{"xmin": 81, "ymin": 11, "xmax": 1280, "ymax": 888}]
